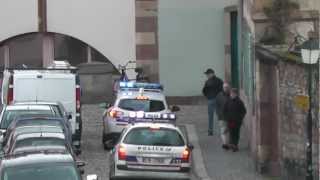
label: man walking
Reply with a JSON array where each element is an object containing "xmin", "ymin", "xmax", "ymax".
[
  {"xmin": 216, "ymin": 83, "xmax": 231, "ymax": 149},
  {"xmin": 202, "ymin": 68, "xmax": 223, "ymax": 136},
  {"xmin": 223, "ymin": 88, "xmax": 246, "ymax": 152}
]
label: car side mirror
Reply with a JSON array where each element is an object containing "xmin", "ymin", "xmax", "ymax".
[
  {"xmin": 76, "ymin": 160, "xmax": 86, "ymax": 167},
  {"xmin": 171, "ymin": 105, "xmax": 180, "ymax": 112},
  {"xmin": 87, "ymin": 174, "xmax": 98, "ymax": 180},
  {"xmin": 99, "ymin": 102, "xmax": 111, "ymax": 109},
  {"xmin": 188, "ymin": 143, "xmax": 194, "ymax": 151}
]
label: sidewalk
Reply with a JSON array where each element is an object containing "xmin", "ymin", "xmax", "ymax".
[{"xmin": 177, "ymin": 105, "xmax": 272, "ymax": 180}]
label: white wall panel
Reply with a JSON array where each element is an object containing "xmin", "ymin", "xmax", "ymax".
[
  {"xmin": 47, "ymin": 0, "xmax": 136, "ymax": 77},
  {"xmin": 0, "ymin": 0, "xmax": 38, "ymax": 42}
]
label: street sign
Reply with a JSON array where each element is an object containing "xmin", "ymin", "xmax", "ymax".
[{"xmin": 294, "ymin": 95, "xmax": 309, "ymax": 111}]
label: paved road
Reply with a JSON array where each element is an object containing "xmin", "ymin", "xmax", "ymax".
[{"xmin": 80, "ymin": 104, "xmax": 199, "ymax": 180}]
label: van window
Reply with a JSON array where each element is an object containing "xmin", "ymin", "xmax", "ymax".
[
  {"xmin": 123, "ymin": 127, "xmax": 184, "ymax": 146},
  {"xmin": 118, "ymin": 99, "xmax": 165, "ymax": 112}
]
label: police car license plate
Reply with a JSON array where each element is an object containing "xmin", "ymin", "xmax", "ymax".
[{"xmin": 142, "ymin": 157, "xmax": 165, "ymax": 164}]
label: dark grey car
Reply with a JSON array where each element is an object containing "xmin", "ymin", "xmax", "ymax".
[{"xmin": 0, "ymin": 152, "xmax": 96, "ymax": 180}]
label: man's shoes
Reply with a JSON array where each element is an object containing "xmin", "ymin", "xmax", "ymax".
[
  {"xmin": 222, "ymin": 144, "xmax": 229, "ymax": 150},
  {"xmin": 231, "ymin": 145, "xmax": 239, "ymax": 152},
  {"xmin": 208, "ymin": 131, "xmax": 213, "ymax": 136}
]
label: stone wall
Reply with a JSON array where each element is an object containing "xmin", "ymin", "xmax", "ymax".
[{"xmin": 278, "ymin": 60, "xmax": 319, "ymax": 179}]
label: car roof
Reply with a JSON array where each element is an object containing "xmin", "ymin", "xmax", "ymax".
[
  {"xmin": 117, "ymin": 91, "xmax": 166, "ymax": 101},
  {"xmin": 13, "ymin": 101, "xmax": 60, "ymax": 106},
  {"xmin": 15, "ymin": 132, "xmax": 65, "ymax": 141},
  {"xmin": 127, "ymin": 123, "xmax": 179, "ymax": 130},
  {"xmin": 5, "ymin": 104, "xmax": 52, "ymax": 111},
  {"xmin": 1, "ymin": 153, "xmax": 74, "ymax": 168},
  {"xmin": 13, "ymin": 146, "xmax": 68, "ymax": 154},
  {"xmin": 11, "ymin": 118, "xmax": 65, "ymax": 129},
  {"xmin": 13, "ymin": 126, "xmax": 63, "ymax": 136}
]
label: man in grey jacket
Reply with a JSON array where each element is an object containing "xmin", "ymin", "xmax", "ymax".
[{"xmin": 216, "ymin": 83, "xmax": 231, "ymax": 150}]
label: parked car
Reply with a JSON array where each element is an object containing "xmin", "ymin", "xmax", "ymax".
[
  {"xmin": 0, "ymin": 104, "xmax": 62, "ymax": 134},
  {"xmin": 2, "ymin": 116, "xmax": 77, "ymax": 154},
  {"xmin": 109, "ymin": 113, "xmax": 192, "ymax": 180},
  {"xmin": 0, "ymin": 152, "xmax": 98, "ymax": 180},
  {"xmin": 2, "ymin": 129, "xmax": 75, "ymax": 157},
  {"xmin": 1, "ymin": 64, "xmax": 82, "ymax": 149},
  {"xmin": 102, "ymin": 81, "xmax": 180, "ymax": 149}
]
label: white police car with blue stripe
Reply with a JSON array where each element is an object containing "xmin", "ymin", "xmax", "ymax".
[
  {"xmin": 109, "ymin": 113, "xmax": 193, "ymax": 180},
  {"xmin": 102, "ymin": 82, "xmax": 180, "ymax": 150}
]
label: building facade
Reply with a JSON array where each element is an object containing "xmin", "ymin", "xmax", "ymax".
[{"xmin": 0, "ymin": 0, "xmax": 241, "ymax": 99}]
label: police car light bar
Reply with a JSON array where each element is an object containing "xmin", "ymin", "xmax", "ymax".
[
  {"xmin": 119, "ymin": 81, "xmax": 163, "ymax": 91},
  {"xmin": 123, "ymin": 112, "xmax": 176, "ymax": 124}
]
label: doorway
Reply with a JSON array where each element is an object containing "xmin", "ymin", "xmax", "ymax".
[{"xmin": 230, "ymin": 11, "xmax": 239, "ymax": 88}]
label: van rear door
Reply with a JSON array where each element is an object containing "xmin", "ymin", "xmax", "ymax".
[
  {"xmin": 13, "ymin": 71, "xmax": 77, "ymax": 134},
  {"xmin": 37, "ymin": 73, "xmax": 76, "ymax": 134},
  {"xmin": 14, "ymin": 73, "xmax": 40, "ymax": 102}
]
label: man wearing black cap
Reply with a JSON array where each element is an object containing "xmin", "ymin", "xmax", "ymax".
[{"xmin": 202, "ymin": 68, "xmax": 223, "ymax": 136}]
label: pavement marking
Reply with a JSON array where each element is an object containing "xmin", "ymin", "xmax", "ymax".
[{"xmin": 186, "ymin": 124, "xmax": 211, "ymax": 180}]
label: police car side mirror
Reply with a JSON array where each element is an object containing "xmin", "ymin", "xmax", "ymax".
[
  {"xmin": 87, "ymin": 174, "xmax": 98, "ymax": 180},
  {"xmin": 171, "ymin": 106, "xmax": 180, "ymax": 112}
]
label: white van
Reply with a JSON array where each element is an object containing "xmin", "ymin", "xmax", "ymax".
[{"xmin": 1, "ymin": 67, "xmax": 82, "ymax": 149}]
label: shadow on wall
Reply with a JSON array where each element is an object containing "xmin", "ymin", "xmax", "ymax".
[{"xmin": 77, "ymin": 62, "xmax": 119, "ymax": 104}]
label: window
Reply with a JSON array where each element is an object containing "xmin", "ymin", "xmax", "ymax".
[
  {"xmin": 124, "ymin": 127, "xmax": 185, "ymax": 146},
  {"xmin": 15, "ymin": 138, "xmax": 65, "ymax": 149},
  {"xmin": 2, "ymin": 163, "xmax": 80, "ymax": 180},
  {"xmin": 1, "ymin": 110, "xmax": 56, "ymax": 129},
  {"xmin": 118, "ymin": 99, "xmax": 165, "ymax": 112}
]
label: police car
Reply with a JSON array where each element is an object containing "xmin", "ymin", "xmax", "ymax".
[
  {"xmin": 102, "ymin": 82, "xmax": 180, "ymax": 149},
  {"xmin": 109, "ymin": 112, "xmax": 193, "ymax": 180}
]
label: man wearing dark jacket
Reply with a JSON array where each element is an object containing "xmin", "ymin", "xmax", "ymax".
[
  {"xmin": 202, "ymin": 68, "xmax": 223, "ymax": 136},
  {"xmin": 223, "ymin": 88, "xmax": 246, "ymax": 152}
]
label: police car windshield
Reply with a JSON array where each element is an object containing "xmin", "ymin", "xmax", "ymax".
[
  {"xmin": 118, "ymin": 99, "xmax": 165, "ymax": 112},
  {"xmin": 1, "ymin": 110, "xmax": 58, "ymax": 129},
  {"xmin": 2, "ymin": 163, "xmax": 80, "ymax": 180},
  {"xmin": 123, "ymin": 127, "xmax": 184, "ymax": 146}
]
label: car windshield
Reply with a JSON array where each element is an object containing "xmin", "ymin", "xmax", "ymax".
[
  {"xmin": 1, "ymin": 110, "xmax": 57, "ymax": 129},
  {"xmin": 118, "ymin": 99, "xmax": 165, "ymax": 112},
  {"xmin": 15, "ymin": 137, "xmax": 66, "ymax": 149},
  {"xmin": 123, "ymin": 127, "xmax": 185, "ymax": 146},
  {"xmin": 2, "ymin": 163, "xmax": 80, "ymax": 180}
]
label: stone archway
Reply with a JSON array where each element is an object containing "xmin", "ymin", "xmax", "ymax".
[{"xmin": 0, "ymin": 32, "xmax": 122, "ymax": 103}]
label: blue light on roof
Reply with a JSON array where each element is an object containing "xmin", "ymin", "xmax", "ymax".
[{"xmin": 119, "ymin": 81, "xmax": 163, "ymax": 90}]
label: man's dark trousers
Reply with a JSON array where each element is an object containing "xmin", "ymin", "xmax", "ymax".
[{"xmin": 230, "ymin": 125, "xmax": 241, "ymax": 146}]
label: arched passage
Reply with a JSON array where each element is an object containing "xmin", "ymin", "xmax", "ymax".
[{"xmin": 0, "ymin": 32, "xmax": 123, "ymax": 103}]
